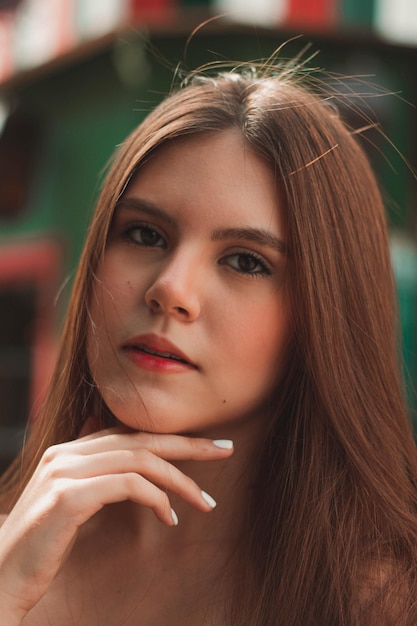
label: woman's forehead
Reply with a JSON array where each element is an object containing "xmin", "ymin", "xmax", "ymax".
[{"xmin": 119, "ymin": 130, "xmax": 285, "ymax": 239}]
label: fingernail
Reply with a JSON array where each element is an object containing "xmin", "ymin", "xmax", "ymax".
[
  {"xmin": 201, "ymin": 490, "xmax": 217, "ymax": 509},
  {"xmin": 171, "ymin": 508, "xmax": 179, "ymax": 526},
  {"xmin": 212, "ymin": 439, "xmax": 233, "ymax": 450}
]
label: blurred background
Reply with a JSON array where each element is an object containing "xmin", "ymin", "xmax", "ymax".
[{"xmin": 0, "ymin": 0, "xmax": 416, "ymax": 471}]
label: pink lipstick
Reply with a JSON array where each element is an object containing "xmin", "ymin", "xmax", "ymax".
[{"xmin": 122, "ymin": 333, "xmax": 196, "ymax": 373}]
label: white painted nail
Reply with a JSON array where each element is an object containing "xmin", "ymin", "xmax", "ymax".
[
  {"xmin": 212, "ymin": 439, "xmax": 233, "ymax": 450},
  {"xmin": 171, "ymin": 508, "xmax": 179, "ymax": 526},
  {"xmin": 201, "ymin": 490, "xmax": 217, "ymax": 509}
]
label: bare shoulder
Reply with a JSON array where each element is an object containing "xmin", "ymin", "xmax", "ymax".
[{"xmin": 358, "ymin": 559, "xmax": 416, "ymax": 625}]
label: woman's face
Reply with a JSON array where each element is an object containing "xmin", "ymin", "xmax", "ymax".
[{"xmin": 87, "ymin": 130, "xmax": 290, "ymax": 437}]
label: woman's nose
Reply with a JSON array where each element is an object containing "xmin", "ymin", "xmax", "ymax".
[{"xmin": 144, "ymin": 253, "xmax": 202, "ymax": 322}]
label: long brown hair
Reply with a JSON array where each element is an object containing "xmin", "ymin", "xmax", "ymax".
[{"xmin": 1, "ymin": 64, "xmax": 417, "ymax": 624}]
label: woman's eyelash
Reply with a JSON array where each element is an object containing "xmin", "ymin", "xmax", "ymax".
[
  {"xmin": 122, "ymin": 223, "xmax": 166, "ymax": 248},
  {"xmin": 120, "ymin": 226, "xmax": 271, "ymax": 278},
  {"xmin": 220, "ymin": 252, "xmax": 271, "ymax": 277}
]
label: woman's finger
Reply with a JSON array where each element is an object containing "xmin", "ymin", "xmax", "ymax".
[
  {"xmin": 35, "ymin": 474, "xmax": 177, "ymax": 529},
  {"xmin": 39, "ymin": 448, "xmax": 216, "ymax": 512},
  {"xmin": 68, "ymin": 430, "xmax": 234, "ymax": 462}
]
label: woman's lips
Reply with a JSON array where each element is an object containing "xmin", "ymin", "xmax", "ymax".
[{"xmin": 122, "ymin": 334, "xmax": 197, "ymax": 373}]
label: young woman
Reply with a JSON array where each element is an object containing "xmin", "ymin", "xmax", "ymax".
[{"xmin": 0, "ymin": 63, "xmax": 416, "ymax": 625}]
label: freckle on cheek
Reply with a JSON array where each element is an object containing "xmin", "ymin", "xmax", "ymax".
[{"xmin": 222, "ymin": 400, "xmax": 226, "ymax": 404}]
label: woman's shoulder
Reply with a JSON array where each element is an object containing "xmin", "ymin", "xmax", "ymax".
[{"xmin": 358, "ymin": 559, "xmax": 415, "ymax": 625}]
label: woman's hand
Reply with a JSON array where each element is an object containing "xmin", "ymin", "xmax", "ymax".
[{"xmin": 0, "ymin": 424, "xmax": 233, "ymax": 622}]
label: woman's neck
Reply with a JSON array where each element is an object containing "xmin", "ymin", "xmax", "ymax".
[{"xmin": 90, "ymin": 416, "xmax": 263, "ymax": 569}]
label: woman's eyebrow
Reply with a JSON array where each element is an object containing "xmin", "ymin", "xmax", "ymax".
[
  {"xmin": 116, "ymin": 197, "xmax": 286, "ymax": 254},
  {"xmin": 212, "ymin": 227, "xmax": 287, "ymax": 255},
  {"xmin": 115, "ymin": 197, "xmax": 177, "ymax": 228}
]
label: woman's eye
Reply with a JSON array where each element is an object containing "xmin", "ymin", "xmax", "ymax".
[
  {"xmin": 221, "ymin": 253, "xmax": 270, "ymax": 277},
  {"xmin": 124, "ymin": 225, "xmax": 166, "ymax": 248}
]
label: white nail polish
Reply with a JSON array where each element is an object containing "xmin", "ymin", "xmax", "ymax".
[
  {"xmin": 201, "ymin": 490, "xmax": 217, "ymax": 508},
  {"xmin": 212, "ymin": 439, "xmax": 233, "ymax": 450},
  {"xmin": 171, "ymin": 508, "xmax": 179, "ymax": 526}
]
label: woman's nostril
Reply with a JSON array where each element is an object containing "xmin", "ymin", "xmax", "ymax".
[{"xmin": 149, "ymin": 299, "xmax": 161, "ymax": 313}]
